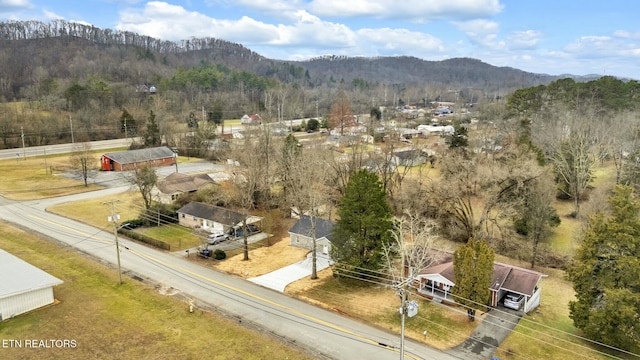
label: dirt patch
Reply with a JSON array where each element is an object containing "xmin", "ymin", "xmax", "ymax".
[{"xmin": 212, "ymin": 237, "xmax": 309, "ymax": 278}]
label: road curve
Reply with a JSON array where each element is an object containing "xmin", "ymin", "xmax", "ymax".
[{"xmin": 0, "ymin": 192, "xmax": 459, "ymax": 360}]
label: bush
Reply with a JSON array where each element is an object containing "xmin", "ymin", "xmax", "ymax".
[
  {"xmin": 213, "ymin": 249, "xmax": 226, "ymax": 260},
  {"xmin": 118, "ymin": 229, "xmax": 171, "ymax": 250}
]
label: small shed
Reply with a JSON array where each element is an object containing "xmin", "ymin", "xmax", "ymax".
[
  {"xmin": 100, "ymin": 146, "xmax": 176, "ymax": 171},
  {"xmin": 288, "ymin": 216, "xmax": 334, "ymax": 256},
  {"xmin": 0, "ymin": 249, "xmax": 63, "ymax": 321}
]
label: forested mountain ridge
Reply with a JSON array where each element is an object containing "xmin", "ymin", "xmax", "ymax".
[
  {"xmin": 296, "ymin": 55, "xmax": 562, "ymax": 91},
  {"xmin": 0, "ymin": 20, "xmax": 586, "ymax": 103}
]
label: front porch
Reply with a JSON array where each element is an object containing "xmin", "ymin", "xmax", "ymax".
[{"xmin": 416, "ymin": 279, "xmax": 457, "ymax": 305}]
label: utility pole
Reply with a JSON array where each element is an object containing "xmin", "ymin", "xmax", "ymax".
[
  {"xmin": 173, "ymin": 150, "xmax": 179, "ymax": 173},
  {"xmin": 69, "ymin": 115, "xmax": 74, "ymax": 144},
  {"xmin": 103, "ymin": 200, "xmax": 123, "ymax": 284},
  {"xmin": 21, "ymin": 126, "xmax": 26, "ymax": 159}
]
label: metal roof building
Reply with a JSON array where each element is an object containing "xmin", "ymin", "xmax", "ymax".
[
  {"xmin": 0, "ymin": 249, "xmax": 63, "ymax": 321},
  {"xmin": 100, "ymin": 146, "xmax": 176, "ymax": 171}
]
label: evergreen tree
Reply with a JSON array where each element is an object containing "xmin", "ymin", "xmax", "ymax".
[
  {"xmin": 446, "ymin": 125, "xmax": 468, "ymax": 149},
  {"xmin": 566, "ymin": 185, "xmax": 640, "ymax": 352},
  {"xmin": 331, "ymin": 169, "xmax": 393, "ymax": 277},
  {"xmin": 143, "ymin": 110, "xmax": 161, "ymax": 147},
  {"xmin": 452, "ymin": 238, "xmax": 494, "ymax": 321},
  {"xmin": 119, "ymin": 108, "xmax": 136, "ymax": 137}
]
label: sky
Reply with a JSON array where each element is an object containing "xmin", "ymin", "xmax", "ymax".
[{"xmin": 1, "ymin": 0, "xmax": 639, "ymax": 79}]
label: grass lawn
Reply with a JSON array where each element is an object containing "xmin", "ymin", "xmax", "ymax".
[
  {"xmin": 286, "ymin": 273, "xmax": 477, "ymax": 351},
  {"xmin": 135, "ymin": 225, "xmax": 203, "ymax": 251},
  {"xmin": 0, "ymin": 153, "xmax": 104, "ymax": 200},
  {"xmin": 48, "ymin": 191, "xmax": 203, "ymax": 251},
  {"xmin": 48, "ymin": 191, "xmax": 144, "ymax": 230},
  {"xmin": 0, "ymin": 222, "xmax": 313, "ymax": 360},
  {"xmin": 494, "ymin": 268, "xmax": 628, "ymax": 359}
]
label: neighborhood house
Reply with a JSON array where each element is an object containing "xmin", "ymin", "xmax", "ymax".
[
  {"xmin": 288, "ymin": 216, "xmax": 334, "ymax": 256},
  {"xmin": 151, "ymin": 173, "xmax": 214, "ymax": 204},
  {"xmin": 177, "ymin": 202, "xmax": 261, "ymax": 235},
  {"xmin": 413, "ymin": 254, "xmax": 545, "ymax": 313}
]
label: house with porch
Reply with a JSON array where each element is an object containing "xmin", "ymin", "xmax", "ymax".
[
  {"xmin": 176, "ymin": 202, "xmax": 261, "ymax": 235},
  {"xmin": 413, "ymin": 255, "xmax": 545, "ymax": 314}
]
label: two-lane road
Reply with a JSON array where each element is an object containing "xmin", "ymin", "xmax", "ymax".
[{"xmin": 0, "ymin": 192, "xmax": 459, "ymax": 360}]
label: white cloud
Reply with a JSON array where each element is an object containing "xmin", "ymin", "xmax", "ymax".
[
  {"xmin": 0, "ymin": 0, "xmax": 32, "ymax": 10},
  {"xmin": 116, "ymin": 2, "xmax": 355, "ymax": 48},
  {"xmin": 613, "ymin": 30, "xmax": 640, "ymax": 40},
  {"xmin": 308, "ymin": 0, "xmax": 503, "ymax": 21},
  {"xmin": 506, "ymin": 30, "xmax": 541, "ymax": 50},
  {"xmin": 453, "ymin": 19, "xmax": 502, "ymax": 49},
  {"xmin": 357, "ymin": 27, "xmax": 444, "ymax": 55}
]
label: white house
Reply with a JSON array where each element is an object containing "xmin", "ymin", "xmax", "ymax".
[
  {"xmin": 0, "ymin": 249, "xmax": 63, "ymax": 321},
  {"xmin": 176, "ymin": 202, "xmax": 261, "ymax": 235},
  {"xmin": 413, "ymin": 254, "xmax": 545, "ymax": 314}
]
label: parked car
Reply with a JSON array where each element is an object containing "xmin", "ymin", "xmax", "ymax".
[
  {"xmin": 229, "ymin": 224, "xmax": 260, "ymax": 238},
  {"xmin": 207, "ymin": 232, "xmax": 230, "ymax": 245},
  {"xmin": 503, "ymin": 293, "xmax": 525, "ymax": 310}
]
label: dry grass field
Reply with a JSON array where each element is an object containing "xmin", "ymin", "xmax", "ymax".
[
  {"xmin": 0, "ymin": 222, "xmax": 313, "ymax": 360},
  {"xmin": 0, "ymin": 154, "xmax": 103, "ymax": 200},
  {"xmin": 2, "ymin": 144, "xmax": 630, "ymax": 359}
]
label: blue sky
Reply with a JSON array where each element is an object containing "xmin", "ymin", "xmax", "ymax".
[{"xmin": 2, "ymin": 0, "xmax": 639, "ymax": 79}]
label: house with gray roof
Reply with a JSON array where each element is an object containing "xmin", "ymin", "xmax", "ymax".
[
  {"xmin": 0, "ymin": 249, "xmax": 63, "ymax": 321},
  {"xmin": 177, "ymin": 202, "xmax": 261, "ymax": 235},
  {"xmin": 100, "ymin": 146, "xmax": 176, "ymax": 171},
  {"xmin": 152, "ymin": 173, "xmax": 214, "ymax": 204},
  {"xmin": 413, "ymin": 255, "xmax": 545, "ymax": 314},
  {"xmin": 288, "ymin": 216, "xmax": 335, "ymax": 256}
]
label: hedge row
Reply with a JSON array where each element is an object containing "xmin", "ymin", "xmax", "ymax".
[{"xmin": 118, "ymin": 228, "xmax": 171, "ymax": 251}]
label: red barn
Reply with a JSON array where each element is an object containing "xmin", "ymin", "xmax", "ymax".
[{"xmin": 100, "ymin": 146, "xmax": 176, "ymax": 171}]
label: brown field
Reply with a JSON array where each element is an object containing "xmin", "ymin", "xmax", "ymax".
[
  {"xmin": 0, "ymin": 222, "xmax": 313, "ymax": 360},
  {"xmin": 0, "ymin": 154, "xmax": 103, "ymax": 200}
]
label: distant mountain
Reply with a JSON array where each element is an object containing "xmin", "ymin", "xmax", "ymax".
[
  {"xmin": 0, "ymin": 20, "xmax": 600, "ymax": 101},
  {"xmin": 293, "ymin": 56, "xmax": 569, "ymax": 92}
]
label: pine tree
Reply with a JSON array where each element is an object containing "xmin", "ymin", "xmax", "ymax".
[
  {"xmin": 567, "ymin": 185, "xmax": 640, "ymax": 352},
  {"xmin": 452, "ymin": 238, "xmax": 495, "ymax": 321},
  {"xmin": 143, "ymin": 110, "xmax": 161, "ymax": 147},
  {"xmin": 331, "ymin": 169, "xmax": 393, "ymax": 277}
]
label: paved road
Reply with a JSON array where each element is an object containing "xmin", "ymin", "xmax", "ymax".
[
  {"xmin": 0, "ymin": 189, "xmax": 459, "ymax": 360},
  {"xmin": 0, "ymin": 138, "xmax": 136, "ymax": 160}
]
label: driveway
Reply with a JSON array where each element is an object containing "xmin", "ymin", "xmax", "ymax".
[
  {"xmin": 446, "ymin": 306, "xmax": 522, "ymax": 359},
  {"xmin": 248, "ymin": 253, "xmax": 332, "ymax": 292}
]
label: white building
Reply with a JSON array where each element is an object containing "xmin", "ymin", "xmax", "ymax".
[{"xmin": 0, "ymin": 249, "xmax": 63, "ymax": 321}]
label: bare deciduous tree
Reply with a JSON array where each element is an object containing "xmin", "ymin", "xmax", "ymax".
[
  {"xmin": 127, "ymin": 164, "xmax": 158, "ymax": 210},
  {"xmin": 285, "ymin": 147, "xmax": 333, "ymax": 279},
  {"xmin": 70, "ymin": 141, "xmax": 96, "ymax": 186}
]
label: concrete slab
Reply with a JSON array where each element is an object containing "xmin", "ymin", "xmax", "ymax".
[{"xmin": 248, "ymin": 253, "xmax": 332, "ymax": 292}]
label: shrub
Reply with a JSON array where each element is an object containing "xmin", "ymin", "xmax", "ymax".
[{"xmin": 213, "ymin": 249, "xmax": 226, "ymax": 260}]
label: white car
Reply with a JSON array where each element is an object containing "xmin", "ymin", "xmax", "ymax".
[
  {"xmin": 207, "ymin": 232, "xmax": 229, "ymax": 245},
  {"xmin": 503, "ymin": 293, "xmax": 524, "ymax": 310}
]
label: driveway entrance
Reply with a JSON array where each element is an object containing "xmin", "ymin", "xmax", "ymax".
[
  {"xmin": 446, "ymin": 306, "xmax": 522, "ymax": 359},
  {"xmin": 248, "ymin": 253, "xmax": 331, "ymax": 292}
]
